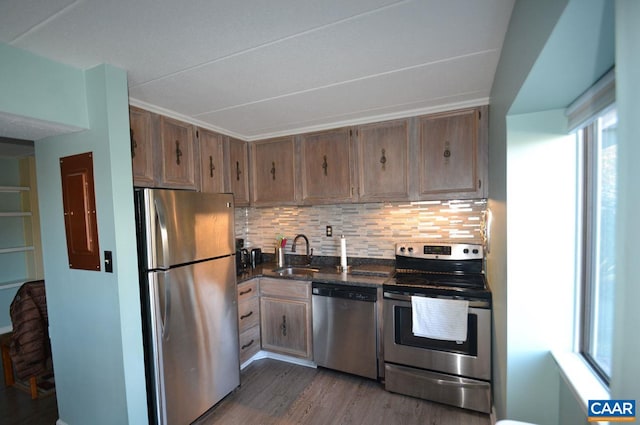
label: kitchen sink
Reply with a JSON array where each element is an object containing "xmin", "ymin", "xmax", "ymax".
[{"xmin": 272, "ymin": 266, "xmax": 320, "ymax": 276}]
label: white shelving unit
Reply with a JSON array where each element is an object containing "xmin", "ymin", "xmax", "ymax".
[{"xmin": 0, "ymin": 157, "xmax": 44, "ymax": 331}]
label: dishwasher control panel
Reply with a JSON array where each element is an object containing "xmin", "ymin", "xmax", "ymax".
[{"xmin": 312, "ymin": 282, "xmax": 377, "ymax": 302}]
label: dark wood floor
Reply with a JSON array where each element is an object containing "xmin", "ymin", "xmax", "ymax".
[
  {"xmin": 0, "ymin": 357, "xmax": 491, "ymax": 424},
  {"xmin": 199, "ymin": 359, "xmax": 491, "ymax": 425},
  {"xmin": 0, "ymin": 360, "xmax": 58, "ymax": 425}
]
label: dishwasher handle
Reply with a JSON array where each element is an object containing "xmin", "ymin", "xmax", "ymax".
[{"xmin": 312, "ymin": 282, "xmax": 377, "ymax": 302}]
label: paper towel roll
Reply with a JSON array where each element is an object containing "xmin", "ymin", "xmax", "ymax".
[{"xmin": 340, "ymin": 235, "xmax": 347, "ymax": 269}]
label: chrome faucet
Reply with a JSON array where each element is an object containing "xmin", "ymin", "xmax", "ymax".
[{"xmin": 291, "ymin": 234, "xmax": 313, "ymax": 265}]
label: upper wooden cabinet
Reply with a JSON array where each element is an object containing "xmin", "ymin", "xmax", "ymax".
[
  {"xmin": 418, "ymin": 106, "xmax": 487, "ymax": 199},
  {"xmin": 300, "ymin": 128, "xmax": 355, "ymax": 204},
  {"xmin": 129, "ymin": 106, "xmax": 155, "ymax": 187},
  {"xmin": 198, "ymin": 128, "xmax": 224, "ymax": 193},
  {"xmin": 250, "ymin": 137, "xmax": 296, "ymax": 206},
  {"xmin": 127, "ymin": 105, "xmax": 488, "ymax": 203},
  {"xmin": 356, "ymin": 119, "xmax": 409, "ymax": 202},
  {"xmin": 226, "ymin": 137, "xmax": 250, "ymax": 207},
  {"xmin": 158, "ymin": 116, "xmax": 198, "ymax": 190}
]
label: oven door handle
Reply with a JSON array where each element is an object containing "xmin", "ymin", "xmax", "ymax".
[
  {"xmin": 383, "ymin": 292, "xmax": 412, "ymax": 302},
  {"xmin": 383, "ymin": 291, "xmax": 491, "ymax": 308}
]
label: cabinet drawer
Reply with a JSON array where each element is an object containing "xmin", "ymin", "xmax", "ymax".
[
  {"xmin": 238, "ymin": 297, "xmax": 260, "ymax": 333},
  {"xmin": 260, "ymin": 278, "xmax": 310, "ymax": 300},
  {"xmin": 239, "ymin": 325, "xmax": 261, "ymax": 364},
  {"xmin": 237, "ymin": 279, "xmax": 258, "ymax": 303}
]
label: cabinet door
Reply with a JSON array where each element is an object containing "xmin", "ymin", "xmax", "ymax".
[
  {"xmin": 301, "ymin": 128, "xmax": 354, "ymax": 204},
  {"xmin": 158, "ymin": 116, "xmax": 198, "ymax": 189},
  {"xmin": 357, "ymin": 119, "xmax": 409, "ymax": 202},
  {"xmin": 129, "ymin": 106, "xmax": 155, "ymax": 187},
  {"xmin": 260, "ymin": 297, "xmax": 311, "ymax": 359},
  {"xmin": 250, "ymin": 137, "xmax": 296, "ymax": 206},
  {"xmin": 226, "ymin": 137, "xmax": 250, "ymax": 206},
  {"xmin": 198, "ymin": 128, "xmax": 224, "ymax": 193},
  {"xmin": 418, "ymin": 107, "xmax": 486, "ymax": 199}
]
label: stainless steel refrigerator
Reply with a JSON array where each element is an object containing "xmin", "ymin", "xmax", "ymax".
[{"xmin": 135, "ymin": 188, "xmax": 239, "ymax": 425}]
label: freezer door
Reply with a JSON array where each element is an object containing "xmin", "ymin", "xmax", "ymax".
[
  {"xmin": 140, "ymin": 189, "xmax": 235, "ymax": 269},
  {"xmin": 149, "ymin": 255, "xmax": 239, "ymax": 425}
]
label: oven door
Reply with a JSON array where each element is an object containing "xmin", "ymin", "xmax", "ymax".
[{"xmin": 383, "ymin": 292, "xmax": 491, "ymax": 381}]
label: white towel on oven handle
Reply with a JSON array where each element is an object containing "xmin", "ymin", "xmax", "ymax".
[{"xmin": 411, "ymin": 296, "xmax": 469, "ymax": 342}]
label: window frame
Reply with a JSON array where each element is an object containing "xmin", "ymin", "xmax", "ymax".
[{"xmin": 576, "ymin": 107, "xmax": 617, "ymax": 386}]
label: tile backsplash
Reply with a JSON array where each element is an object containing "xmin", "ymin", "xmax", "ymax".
[{"xmin": 235, "ymin": 199, "xmax": 486, "ymax": 259}]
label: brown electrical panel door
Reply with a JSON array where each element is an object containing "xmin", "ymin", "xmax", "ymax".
[{"xmin": 60, "ymin": 152, "xmax": 101, "ymax": 271}]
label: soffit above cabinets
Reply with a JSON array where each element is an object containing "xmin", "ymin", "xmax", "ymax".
[{"xmin": 1, "ymin": 0, "xmax": 515, "ymax": 141}]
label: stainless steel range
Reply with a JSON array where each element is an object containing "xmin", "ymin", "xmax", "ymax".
[{"xmin": 383, "ymin": 242, "xmax": 492, "ymax": 413}]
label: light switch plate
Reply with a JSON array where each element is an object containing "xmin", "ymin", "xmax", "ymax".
[{"xmin": 104, "ymin": 250, "xmax": 113, "ymax": 273}]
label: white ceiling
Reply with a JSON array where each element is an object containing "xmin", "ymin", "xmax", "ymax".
[{"xmin": 1, "ymin": 0, "xmax": 514, "ymax": 141}]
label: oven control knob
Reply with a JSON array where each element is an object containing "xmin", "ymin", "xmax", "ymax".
[
  {"xmin": 473, "ymin": 249, "xmax": 479, "ymax": 254},
  {"xmin": 399, "ymin": 246, "xmax": 406, "ymax": 253},
  {"xmin": 408, "ymin": 247, "xmax": 414, "ymax": 253},
  {"xmin": 463, "ymin": 248, "xmax": 469, "ymax": 254}
]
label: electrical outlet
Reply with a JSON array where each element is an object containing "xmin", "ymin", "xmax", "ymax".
[{"xmin": 326, "ymin": 225, "xmax": 333, "ymax": 237}]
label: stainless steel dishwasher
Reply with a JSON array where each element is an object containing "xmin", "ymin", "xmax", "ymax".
[{"xmin": 312, "ymin": 282, "xmax": 378, "ymax": 379}]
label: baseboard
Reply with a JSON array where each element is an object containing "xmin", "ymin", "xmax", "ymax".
[{"xmin": 240, "ymin": 350, "xmax": 317, "ymax": 370}]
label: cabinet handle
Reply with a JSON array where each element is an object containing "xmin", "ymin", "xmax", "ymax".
[
  {"xmin": 240, "ymin": 311, "xmax": 253, "ymax": 320},
  {"xmin": 241, "ymin": 339, "xmax": 255, "ymax": 350},
  {"xmin": 443, "ymin": 141, "xmax": 451, "ymax": 159},
  {"xmin": 130, "ymin": 129, "xmax": 137, "ymax": 158},
  {"xmin": 322, "ymin": 155, "xmax": 328, "ymax": 176},
  {"xmin": 239, "ymin": 288, "xmax": 252, "ymax": 296},
  {"xmin": 270, "ymin": 161, "xmax": 276, "ymax": 180},
  {"xmin": 175, "ymin": 140, "xmax": 182, "ymax": 165},
  {"xmin": 236, "ymin": 161, "xmax": 241, "ymax": 181},
  {"xmin": 281, "ymin": 315, "xmax": 287, "ymax": 336},
  {"xmin": 380, "ymin": 148, "xmax": 387, "ymax": 170},
  {"xmin": 209, "ymin": 156, "xmax": 215, "ymax": 177}
]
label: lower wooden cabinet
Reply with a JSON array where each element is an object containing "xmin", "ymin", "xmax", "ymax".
[
  {"xmin": 259, "ymin": 278, "xmax": 312, "ymax": 359},
  {"xmin": 237, "ymin": 279, "xmax": 260, "ymax": 364}
]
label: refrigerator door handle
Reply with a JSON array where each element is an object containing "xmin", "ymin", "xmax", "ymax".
[
  {"xmin": 154, "ymin": 196, "xmax": 170, "ymax": 269},
  {"xmin": 163, "ymin": 274, "xmax": 171, "ymax": 339},
  {"xmin": 148, "ymin": 272, "xmax": 167, "ymax": 424}
]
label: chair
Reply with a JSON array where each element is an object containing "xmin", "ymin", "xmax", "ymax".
[{"xmin": 1, "ymin": 280, "xmax": 52, "ymax": 399}]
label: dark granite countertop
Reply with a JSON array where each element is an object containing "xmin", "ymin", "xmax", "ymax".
[{"xmin": 236, "ymin": 260, "xmax": 395, "ymax": 288}]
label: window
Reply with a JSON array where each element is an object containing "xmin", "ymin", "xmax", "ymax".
[{"xmin": 577, "ymin": 107, "xmax": 617, "ymax": 384}]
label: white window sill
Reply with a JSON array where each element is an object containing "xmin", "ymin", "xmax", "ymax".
[{"xmin": 551, "ymin": 350, "xmax": 609, "ymax": 416}]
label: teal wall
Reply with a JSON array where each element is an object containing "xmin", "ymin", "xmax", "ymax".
[
  {"xmin": 490, "ymin": 0, "xmax": 637, "ymax": 423},
  {"xmin": 611, "ymin": 0, "xmax": 640, "ymax": 407},
  {"xmin": 559, "ymin": 376, "xmax": 588, "ymax": 425},
  {"xmin": 0, "ymin": 45, "xmax": 147, "ymax": 424},
  {"xmin": 487, "ymin": 0, "xmax": 569, "ymax": 419},
  {"xmin": 35, "ymin": 64, "xmax": 146, "ymax": 425},
  {"xmin": 506, "ymin": 110, "xmax": 577, "ymax": 424},
  {"xmin": 0, "ymin": 43, "xmax": 88, "ymax": 130}
]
